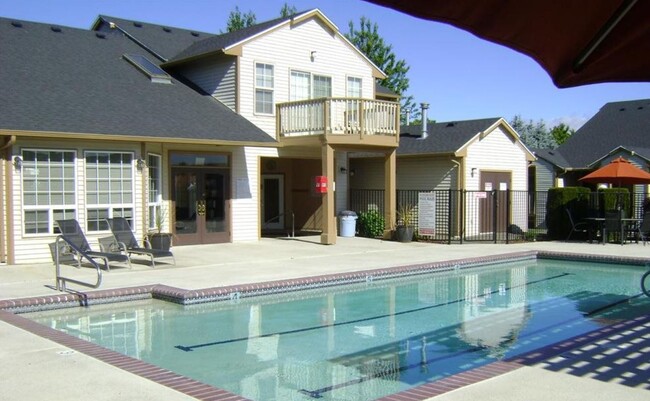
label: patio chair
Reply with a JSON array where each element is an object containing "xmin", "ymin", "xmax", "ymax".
[
  {"xmin": 603, "ymin": 211, "xmax": 623, "ymax": 245},
  {"xmin": 637, "ymin": 212, "xmax": 650, "ymax": 246},
  {"xmin": 55, "ymin": 219, "xmax": 131, "ymax": 271},
  {"xmin": 106, "ymin": 217, "xmax": 175, "ymax": 267},
  {"xmin": 565, "ymin": 208, "xmax": 589, "ymax": 241}
]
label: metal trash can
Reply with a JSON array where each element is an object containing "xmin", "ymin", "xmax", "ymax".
[{"xmin": 338, "ymin": 210, "xmax": 358, "ymax": 237}]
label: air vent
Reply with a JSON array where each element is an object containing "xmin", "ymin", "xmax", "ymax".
[
  {"xmin": 620, "ymin": 108, "xmax": 626, "ymax": 111},
  {"xmin": 446, "ymin": 122, "xmax": 455, "ymax": 127},
  {"xmin": 96, "ymin": 33, "xmax": 106, "ymax": 39},
  {"xmin": 163, "ymin": 27, "xmax": 171, "ymax": 33},
  {"xmin": 51, "ymin": 26, "xmax": 62, "ymax": 33},
  {"xmin": 11, "ymin": 21, "xmax": 23, "ymax": 28},
  {"xmin": 190, "ymin": 31, "xmax": 199, "ymax": 37},
  {"xmin": 133, "ymin": 22, "xmax": 142, "ymax": 28}
]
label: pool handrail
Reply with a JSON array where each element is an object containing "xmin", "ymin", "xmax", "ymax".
[{"xmin": 54, "ymin": 235, "xmax": 103, "ymax": 291}]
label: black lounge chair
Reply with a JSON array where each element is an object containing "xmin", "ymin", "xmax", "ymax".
[
  {"xmin": 55, "ymin": 219, "xmax": 131, "ymax": 271},
  {"xmin": 107, "ymin": 217, "xmax": 175, "ymax": 267}
]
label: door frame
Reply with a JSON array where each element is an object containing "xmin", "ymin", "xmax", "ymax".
[{"xmin": 262, "ymin": 174, "xmax": 285, "ymax": 230}]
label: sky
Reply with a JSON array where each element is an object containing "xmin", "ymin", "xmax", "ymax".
[{"xmin": 2, "ymin": 0, "xmax": 649, "ymax": 130}]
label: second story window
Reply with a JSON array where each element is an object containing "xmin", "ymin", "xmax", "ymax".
[
  {"xmin": 255, "ymin": 63, "xmax": 274, "ymax": 114},
  {"xmin": 347, "ymin": 76, "xmax": 362, "ymax": 98},
  {"xmin": 290, "ymin": 71, "xmax": 332, "ymax": 100},
  {"xmin": 313, "ymin": 75, "xmax": 332, "ymax": 98}
]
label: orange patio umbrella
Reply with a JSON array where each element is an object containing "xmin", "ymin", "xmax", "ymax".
[{"xmin": 579, "ymin": 157, "xmax": 650, "ymax": 186}]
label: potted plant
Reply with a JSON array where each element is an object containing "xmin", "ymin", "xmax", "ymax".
[
  {"xmin": 395, "ymin": 203, "xmax": 416, "ymax": 242},
  {"xmin": 147, "ymin": 206, "xmax": 173, "ymax": 251}
]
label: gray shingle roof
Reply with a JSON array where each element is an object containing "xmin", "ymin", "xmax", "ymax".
[
  {"xmin": 397, "ymin": 118, "xmax": 501, "ymax": 155},
  {"xmin": 0, "ymin": 17, "xmax": 274, "ymax": 143},
  {"xmin": 531, "ymin": 148, "xmax": 571, "ymax": 169},
  {"xmin": 167, "ymin": 11, "xmax": 313, "ymax": 64},
  {"xmin": 556, "ymin": 98, "xmax": 650, "ymax": 167},
  {"xmin": 94, "ymin": 15, "xmax": 215, "ymax": 61}
]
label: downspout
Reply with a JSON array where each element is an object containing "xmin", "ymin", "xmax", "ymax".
[{"xmin": 0, "ymin": 136, "xmax": 17, "ymax": 264}]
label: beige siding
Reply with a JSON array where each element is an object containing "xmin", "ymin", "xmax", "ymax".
[
  {"xmin": 180, "ymin": 56, "xmax": 237, "ymax": 111},
  {"xmin": 350, "ymin": 156, "xmax": 457, "ymax": 190},
  {"xmin": 231, "ymin": 146, "xmax": 279, "ymax": 241},
  {"xmin": 238, "ymin": 18, "xmax": 375, "ymax": 137},
  {"xmin": 465, "ymin": 125, "xmax": 529, "ymax": 234},
  {"xmin": 11, "ymin": 139, "xmax": 146, "ymax": 264}
]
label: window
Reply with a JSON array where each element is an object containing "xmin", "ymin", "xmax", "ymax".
[
  {"xmin": 313, "ymin": 75, "xmax": 332, "ymax": 98},
  {"xmin": 21, "ymin": 149, "xmax": 76, "ymax": 234},
  {"xmin": 255, "ymin": 63, "xmax": 274, "ymax": 114},
  {"xmin": 290, "ymin": 71, "xmax": 332, "ymax": 100},
  {"xmin": 347, "ymin": 76, "xmax": 362, "ymax": 98},
  {"xmin": 147, "ymin": 154, "xmax": 162, "ymax": 231},
  {"xmin": 85, "ymin": 151, "xmax": 134, "ymax": 232}
]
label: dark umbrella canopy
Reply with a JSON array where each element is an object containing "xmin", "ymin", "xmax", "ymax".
[
  {"xmin": 364, "ymin": 0, "xmax": 650, "ymax": 88},
  {"xmin": 579, "ymin": 157, "xmax": 650, "ymax": 186}
]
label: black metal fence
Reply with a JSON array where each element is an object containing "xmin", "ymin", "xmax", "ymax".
[{"xmin": 350, "ymin": 189, "xmax": 648, "ymax": 243}]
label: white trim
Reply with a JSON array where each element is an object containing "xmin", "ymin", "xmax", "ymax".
[{"xmin": 254, "ymin": 61, "xmax": 275, "ymax": 115}]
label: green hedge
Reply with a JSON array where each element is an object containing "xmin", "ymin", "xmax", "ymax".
[
  {"xmin": 598, "ymin": 187, "xmax": 630, "ymax": 215},
  {"xmin": 546, "ymin": 187, "xmax": 590, "ymax": 239}
]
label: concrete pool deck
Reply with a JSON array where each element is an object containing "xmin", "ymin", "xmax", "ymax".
[{"xmin": 1, "ymin": 237, "xmax": 649, "ymax": 400}]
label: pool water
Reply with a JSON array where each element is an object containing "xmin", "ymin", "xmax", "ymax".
[{"xmin": 26, "ymin": 259, "xmax": 649, "ymax": 400}]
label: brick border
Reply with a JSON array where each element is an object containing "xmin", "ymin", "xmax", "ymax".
[{"xmin": 1, "ymin": 250, "xmax": 649, "ymax": 401}]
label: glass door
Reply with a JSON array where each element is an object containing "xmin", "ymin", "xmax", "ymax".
[{"xmin": 172, "ymin": 168, "xmax": 230, "ymax": 245}]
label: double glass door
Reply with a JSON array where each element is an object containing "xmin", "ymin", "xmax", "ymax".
[{"xmin": 172, "ymin": 168, "xmax": 229, "ymax": 245}]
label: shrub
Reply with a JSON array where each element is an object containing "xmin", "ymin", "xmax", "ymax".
[
  {"xmin": 546, "ymin": 187, "xmax": 590, "ymax": 239},
  {"xmin": 357, "ymin": 210, "xmax": 385, "ymax": 238}
]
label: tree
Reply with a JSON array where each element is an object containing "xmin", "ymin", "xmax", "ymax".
[
  {"xmin": 225, "ymin": 6, "xmax": 256, "ymax": 32},
  {"xmin": 345, "ymin": 17, "xmax": 415, "ymax": 123},
  {"xmin": 550, "ymin": 123, "xmax": 574, "ymax": 146},
  {"xmin": 280, "ymin": 3, "xmax": 298, "ymax": 18},
  {"xmin": 510, "ymin": 115, "xmax": 556, "ymax": 149}
]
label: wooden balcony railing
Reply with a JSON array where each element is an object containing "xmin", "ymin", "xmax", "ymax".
[{"xmin": 277, "ymin": 98, "xmax": 400, "ymax": 141}]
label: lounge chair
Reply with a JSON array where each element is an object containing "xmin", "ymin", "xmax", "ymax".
[
  {"xmin": 106, "ymin": 217, "xmax": 175, "ymax": 267},
  {"xmin": 55, "ymin": 219, "xmax": 131, "ymax": 271},
  {"xmin": 637, "ymin": 212, "xmax": 650, "ymax": 246}
]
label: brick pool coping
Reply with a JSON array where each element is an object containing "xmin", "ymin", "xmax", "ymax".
[{"xmin": 1, "ymin": 250, "xmax": 648, "ymax": 401}]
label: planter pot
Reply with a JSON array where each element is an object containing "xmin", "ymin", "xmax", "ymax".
[
  {"xmin": 149, "ymin": 233, "xmax": 172, "ymax": 251},
  {"xmin": 395, "ymin": 226, "xmax": 414, "ymax": 243}
]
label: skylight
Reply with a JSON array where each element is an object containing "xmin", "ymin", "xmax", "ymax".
[{"xmin": 123, "ymin": 54, "xmax": 172, "ymax": 84}]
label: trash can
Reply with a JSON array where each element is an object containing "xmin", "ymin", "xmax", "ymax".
[{"xmin": 339, "ymin": 210, "xmax": 358, "ymax": 237}]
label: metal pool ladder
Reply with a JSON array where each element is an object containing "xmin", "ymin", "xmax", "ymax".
[
  {"xmin": 642, "ymin": 263, "xmax": 650, "ymax": 298},
  {"xmin": 54, "ymin": 235, "xmax": 103, "ymax": 291}
]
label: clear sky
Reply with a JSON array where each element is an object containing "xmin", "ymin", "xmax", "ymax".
[{"xmin": 3, "ymin": 0, "xmax": 649, "ymax": 129}]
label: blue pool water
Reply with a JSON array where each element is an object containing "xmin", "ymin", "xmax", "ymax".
[{"xmin": 26, "ymin": 259, "xmax": 649, "ymax": 400}]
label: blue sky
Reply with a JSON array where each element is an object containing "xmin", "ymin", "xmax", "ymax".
[{"xmin": 3, "ymin": 0, "xmax": 649, "ymax": 129}]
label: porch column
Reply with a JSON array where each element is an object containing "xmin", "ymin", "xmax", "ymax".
[
  {"xmin": 384, "ymin": 149, "xmax": 397, "ymax": 239},
  {"xmin": 321, "ymin": 143, "xmax": 337, "ymax": 245}
]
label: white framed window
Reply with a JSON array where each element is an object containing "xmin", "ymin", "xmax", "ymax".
[
  {"xmin": 313, "ymin": 75, "xmax": 332, "ymax": 98},
  {"xmin": 85, "ymin": 151, "xmax": 134, "ymax": 232},
  {"xmin": 147, "ymin": 153, "xmax": 162, "ymax": 231},
  {"xmin": 347, "ymin": 76, "xmax": 362, "ymax": 98},
  {"xmin": 255, "ymin": 62, "xmax": 274, "ymax": 114},
  {"xmin": 290, "ymin": 71, "xmax": 332, "ymax": 100},
  {"xmin": 21, "ymin": 149, "xmax": 77, "ymax": 234}
]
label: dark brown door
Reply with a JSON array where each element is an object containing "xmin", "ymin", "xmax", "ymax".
[
  {"xmin": 172, "ymin": 168, "xmax": 230, "ymax": 245},
  {"xmin": 479, "ymin": 171, "xmax": 511, "ymax": 233}
]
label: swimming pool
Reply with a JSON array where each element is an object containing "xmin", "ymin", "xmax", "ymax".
[{"xmin": 23, "ymin": 258, "xmax": 650, "ymax": 400}]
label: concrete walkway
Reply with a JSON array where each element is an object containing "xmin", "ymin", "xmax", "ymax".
[{"xmin": 1, "ymin": 238, "xmax": 649, "ymax": 400}]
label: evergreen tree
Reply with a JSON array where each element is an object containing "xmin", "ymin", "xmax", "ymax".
[
  {"xmin": 510, "ymin": 115, "xmax": 556, "ymax": 149},
  {"xmin": 225, "ymin": 6, "xmax": 256, "ymax": 32},
  {"xmin": 550, "ymin": 123, "xmax": 574, "ymax": 146},
  {"xmin": 345, "ymin": 17, "xmax": 415, "ymax": 123},
  {"xmin": 280, "ymin": 3, "xmax": 298, "ymax": 18}
]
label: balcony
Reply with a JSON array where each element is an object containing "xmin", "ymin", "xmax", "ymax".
[{"xmin": 276, "ymin": 98, "xmax": 400, "ymax": 148}]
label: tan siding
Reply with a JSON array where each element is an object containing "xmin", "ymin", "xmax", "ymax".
[
  {"xmin": 350, "ymin": 157, "xmax": 457, "ymax": 190},
  {"xmin": 231, "ymin": 146, "xmax": 279, "ymax": 241},
  {"xmin": 239, "ymin": 18, "xmax": 375, "ymax": 137},
  {"xmin": 180, "ymin": 56, "xmax": 237, "ymax": 111}
]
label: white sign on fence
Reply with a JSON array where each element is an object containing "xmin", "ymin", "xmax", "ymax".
[{"xmin": 418, "ymin": 192, "xmax": 436, "ymax": 236}]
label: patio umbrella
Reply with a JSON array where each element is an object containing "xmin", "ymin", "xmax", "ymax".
[
  {"xmin": 579, "ymin": 157, "xmax": 650, "ymax": 186},
  {"xmin": 364, "ymin": 0, "xmax": 650, "ymax": 88}
]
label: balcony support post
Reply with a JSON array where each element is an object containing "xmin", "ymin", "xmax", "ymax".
[
  {"xmin": 383, "ymin": 148, "xmax": 397, "ymax": 239},
  {"xmin": 320, "ymin": 143, "xmax": 337, "ymax": 245}
]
